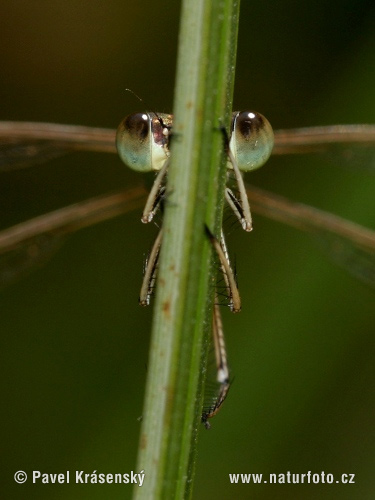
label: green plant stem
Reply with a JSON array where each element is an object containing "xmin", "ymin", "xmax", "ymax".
[{"xmin": 134, "ymin": 0, "xmax": 240, "ymax": 498}]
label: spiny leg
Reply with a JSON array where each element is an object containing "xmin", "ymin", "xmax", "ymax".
[
  {"xmin": 141, "ymin": 158, "xmax": 169, "ymax": 224},
  {"xmin": 205, "ymin": 225, "xmax": 241, "ymax": 313},
  {"xmin": 225, "ymin": 187, "xmax": 248, "ymax": 231},
  {"xmin": 217, "ymin": 229, "xmax": 238, "ymax": 312},
  {"xmin": 139, "ymin": 228, "xmax": 163, "ymax": 306},
  {"xmin": 141, "ymin": 225, "xmax": 233, "ymax": 428},
  {"xmin": 226, "ymin": 147, "xmax": 253, "ymax": 232},
  {"xmin": 221, "ymin": 124, "xmax": 253, "ymax": 232}
]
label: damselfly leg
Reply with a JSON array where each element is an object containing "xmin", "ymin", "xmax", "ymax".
[
  {"xmin": 139, "ymin": 229, "xmax": 162, "ymax": 307},
  {"xmin": 140, "ymin": 225, "xmax": 235, "ymax": 428}
]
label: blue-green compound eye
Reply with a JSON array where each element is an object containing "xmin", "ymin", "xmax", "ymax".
[
  {"xmin": 116, "ymin": 112, "xmax": 172, "ymax": 172},
  {"xmin": 229, "ymin": 111, "xmax": 274, "ymax": 172}
]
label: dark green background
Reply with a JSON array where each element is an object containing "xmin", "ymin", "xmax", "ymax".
[{"xmin": 1, "ymin": 1, "xmax": 374, "ymax": 498}]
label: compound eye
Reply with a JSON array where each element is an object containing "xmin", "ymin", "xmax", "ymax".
[
  {"xmin": 230, "ymin": 111, "xmax": 274, "ymax": 172},
  {"xmin": 124, "ymin": 113, "xmax": 150, "ymax": 141},
  {"xmin": 116, "ymin": 113, "xmax": 153, "ymax": 172}
]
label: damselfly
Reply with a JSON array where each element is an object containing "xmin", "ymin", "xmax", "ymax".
[
  {"xmin": 1, "ymin": 119, "xmax": 375, "ymax": 427},
  {"xmin": 1, "ymin": 119, "xmax": 374, "ymax": 287},
  {"xmin": 115, "ymin": 110, "xmax": 274, "ymax": 425}
]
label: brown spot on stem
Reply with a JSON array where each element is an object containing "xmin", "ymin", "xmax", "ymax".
[
  {"xmin": 140, "ymin": 433, "xmax": 147, "ymax": 449},
  {"xmin": 162, "ymin": 300, "xmax": 171, "ymax": 318}
]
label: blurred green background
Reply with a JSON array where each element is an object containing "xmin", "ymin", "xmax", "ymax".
[{"xmin": 1, "ymin": 1, "xmax": 374, "ymax": 498}]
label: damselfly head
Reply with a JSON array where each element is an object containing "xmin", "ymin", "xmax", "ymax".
[
  {"xmin": 116, "ymin": 112, "xmax": 172, "ymax": 172},
  {"xmin": 229, "ymin": 111, "xmax": 274, "ymax": 172}
]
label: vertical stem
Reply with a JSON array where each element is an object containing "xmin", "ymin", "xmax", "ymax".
[{"xmin": 134, "ymin": 0, "xmax": 240, "ymax": 498}]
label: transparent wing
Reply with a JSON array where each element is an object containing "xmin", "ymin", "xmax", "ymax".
[
  {"xmin": 0, "ymin": 121, "xmax": 116, "ymax": 171},
  {"xmin": 0, "ymin": 121, "xmax": 137, "ymax": 287},
  {"xmin": 1, "ymin": 121, "xmax": 374, "ymax": 171},
  {"xmin": 0, "ymin": 121, "xmax": 374, "ymax": 288},
  {"xmin": 0, "ymin": 187, "xmax": 146, "ymax": 288},
  {"xmin": 273, "ymin": 125, "xmax": 375, "ymax": 172},
  {"xmin": 271, "ymin": 124, "xmax": 375, "ymax": 285},
  {"xmin": 247, "ymin": 185, "xmax": 375, "ymax": 288}
]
